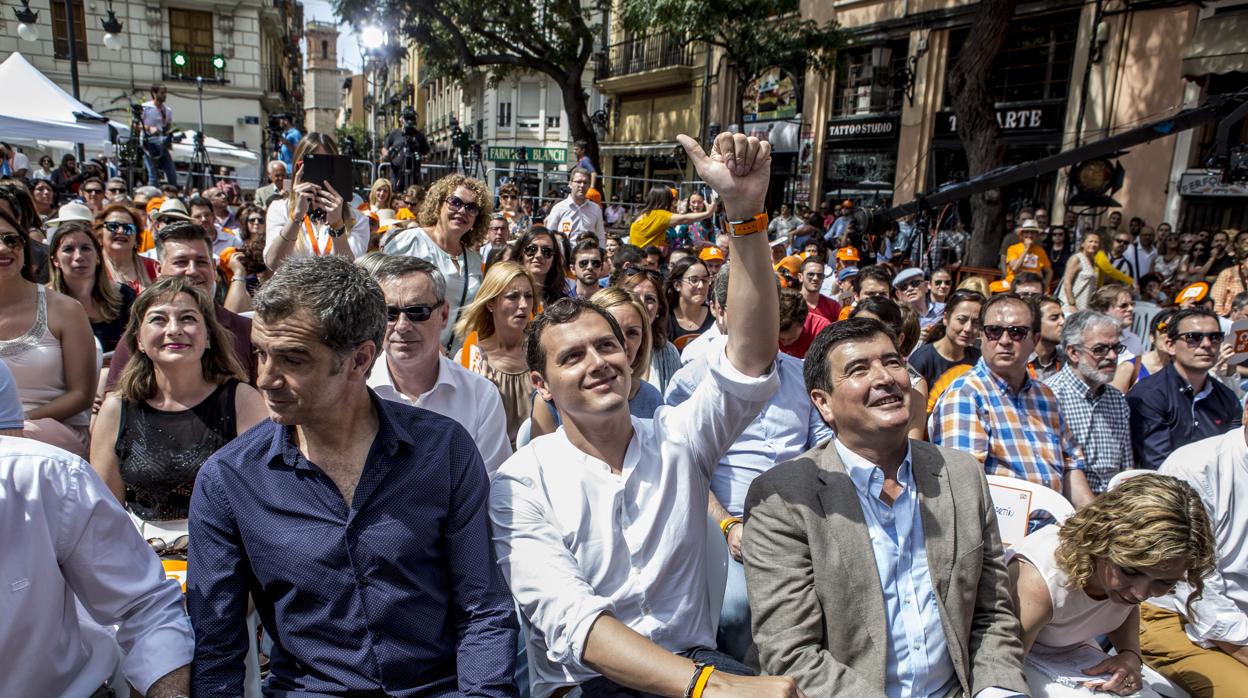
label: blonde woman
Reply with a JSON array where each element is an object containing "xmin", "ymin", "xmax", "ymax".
[
  {"xmin": 385, "ymin": 174, "xmax": 492, "ymax": 351},
  {"xmin": 529, "ymin": 287, "xmax": 662, "ymax": 438},
  {"xmin": 264, "ymin": 132, "xmax": 368, "ymax": 271},
  {"xmin": 453, "ymin": 261, "xmax": 535, "ymax": 447},
  {"xmin": 367, "ymin": 178, "xmax": 394, "ymax": 213},
  {"xmin": 1009, "ymin": 473, "xmax": 1215, "ymax": 698}
]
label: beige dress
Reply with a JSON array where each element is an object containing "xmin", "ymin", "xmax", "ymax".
[{"xmin": 460, "ymin": 342, "xmax": 530, "ymax": 448}]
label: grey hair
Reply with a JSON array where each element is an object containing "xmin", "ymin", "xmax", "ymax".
[
  {"xmin": 372, "ymin": 255, "xmax": 447, "ymax": 304},
  {"xmin": 1061, "ymin": 310, "xmax": 1121, "ymax": 348},
  {"xmin": 353, "ymin": 251, "xmax": 392, "ymax": 279},
  {"xmin": 711, "ymin": 264, "xmax": 730, "ymax": 310},
  {"xmin": 253, "ymin": 256, "xmax": 387, "ymax": 359}
]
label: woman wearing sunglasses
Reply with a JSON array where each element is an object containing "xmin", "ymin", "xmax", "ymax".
[
  {"xmin": 452, "ymin": 261, "xmax": 536, "ymax": 447},
  {"xmin": 511, "ymin": 226, "xmax": 568, "ymax": 308},
  {"xmin": 1009, "ymin": 473, "xmax": 1214, "ymax": 698},
  {"xmin": 497, "ymin": 182, "xmax": 530, "ymax": 236},
  {"xmin": 98, "ymin": 203, "xmax": 158, "ymax": 292},
  {"xmin": 90, "ymin": 277, "xmax": 265, "ymax": 544},
  {"xmin": 265, "ymin": 132, "xmax": 367, "ymax": 271},
  {"xmin": 0, "ymin": 208, "xmax": 96, "ymax": 458},
  {"xmin": 48, "ymin": 220, "xmax": 135, "ymax": 353},
  {"xmin": 385, "ymin": 174, "xmax": 490, "ymax": 352}
]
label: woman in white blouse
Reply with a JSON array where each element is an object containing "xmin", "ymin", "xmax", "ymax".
[
  {"xmin": 383, "ymin": 174, "xmax": 491, "ymax": 352},
  {"xmin": 264, "ymin": 132, "xmax": 369, "ymax": 272}
]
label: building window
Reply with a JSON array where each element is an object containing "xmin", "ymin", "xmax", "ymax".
[
  {"xmin": 545, "ymin": 84, "xmax": 562, "ymax": 129},
  {"xmin": 517, "ymin": 83, "xmax": 540, "ymax": 130},
  {"xmin": 321, "ymin": 40, "xmax": 329, "ymax": 60},
  {"xmin": 169, "ymin": 8, "xmax": 215, "ymax": 77},
  {"xmin": 832, "ymin": 41, "xmax": 909, "ymax": 117},
  {"xmin": 498, "ymin": 101, "xmax": 512, "ymax": 128},
  {"xmin": 51, "ymin": 0, "xmax": 88, "ymax": 61},
  {"xmin": 945, "ymin": 11, "xmax": 1079, "ymax": 105}
]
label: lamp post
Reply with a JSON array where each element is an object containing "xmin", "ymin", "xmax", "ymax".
[{"xmin": 361, "ymin": 24, "xmax": 387, "ymax": 167}]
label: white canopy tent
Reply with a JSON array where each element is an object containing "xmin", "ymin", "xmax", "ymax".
[
  {"xmin": 169, "ymin": 130, "xmax": 261, "ymax": 188},
  {"xmin": 0, "ymin": 52, "xmax": 129, "ymax": 145}
]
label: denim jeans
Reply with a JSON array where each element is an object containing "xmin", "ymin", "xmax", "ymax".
[
  {"xmin": 144, "ymin": 140, "xmax": 179, "ymax": 187},
  {"xmin": 716, "ymin": 556, "xmax": 753, "ymax": 663},
  {"xmin": 565, "ymin": 647, "xmax": 753, "ymax": 697}
]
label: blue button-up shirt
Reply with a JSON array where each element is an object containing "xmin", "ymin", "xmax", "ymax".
[
  {"xmin": 1126, "ymin": 363, "xmax": 1242, "ymax": 470},
  {"xmin": 665, "ymin": 345, "xmax": 834, "ymax": 515},
  {"xmin": 836, "ymin": 439, "xmax": 956, "ymax": 698},
  {"xmin": 187, "ymin": 392, "xmax": 518, "ymax": 697}
]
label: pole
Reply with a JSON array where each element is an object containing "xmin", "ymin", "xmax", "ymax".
[{"xmin": 64, "ymin": 0, "xmax": 84, "ymax": 162}]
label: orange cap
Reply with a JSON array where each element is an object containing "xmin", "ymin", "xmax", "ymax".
[
  {"xmin": 835, "ymin": 247, "xmax": 861, "ymax": 262},
  {"xmin": 586, "ymin": 188, "xmax": 602, "ymax": 203},
  {"xmin": 989, "ymin": 279, "xmax": 1011, "ymax": 294},
  {"xmin": 1176, "ymin": 282, "xmax": 1210, "ymax": 305},
  {"xmin": 218, "ymin": 247, "xmax": 238, "ymax": 282},
  {"xmin": 841, "ymin": 200, "xmax": 854, "ymax": 209},
  {"xmin": 775, "ymin": 254, "xmax": 803, "ymax": 275},
  {"xmin": 145, "ymin": 196, "xmax": 165, "ymax": 215},
  {"xmin": 698, "ymin": 246, "xmax": 725, "ymax": 262}
]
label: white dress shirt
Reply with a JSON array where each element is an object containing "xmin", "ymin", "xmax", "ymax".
[
  {"xmin": 265, "ymin": 197, "xmax": 371, "ymax": 261},
  {"xmin": 544, "ymin": 196, "xmax": 606, "ymax": 246},
  {"xmin": 368, "ymin": 353, "xmax": 513, "ymax": 473},
  {"xmin": 382, "ymin": 226, "xmax": 483, "ymax": 350},
  {"xmin": 489, "ymin": 346, "xmax": 779, "ymax": 697},
  {"xmin": 1153, "ymin": 428, "xmax": 1248, "ymax": 646},
  {"xmin": 0, "ymin": 437, "xmax": 193, "ymax": 696}
]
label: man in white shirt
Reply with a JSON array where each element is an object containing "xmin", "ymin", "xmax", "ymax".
[
  {"xmin": 366, "ymin": 256, "xmax": 512, "ymax": 472},
  {"xmin": 1142, "ymin": 408, "xmax": 1248, "ymax": 695},
  {"xmin": 544, "ymin": 167, "xmax": 606, "ymax": 245},
  {"xmin": 1129, "ymin": 224, "xmax": 1158, "ymax": 281},
  {"xmin": 189, "ymin": 194, "xmax": 242, "ymax": 255},
  {"xmin": 141, "ymin": 83, "xmax": 180, "ymax": 186},
  {"xmin": 0, "ymin": 437, "xmax": 193, "ymax": 697},
  {"xmin": 490, "ymin": 132, "xmax": 801, "ymax": 697}
]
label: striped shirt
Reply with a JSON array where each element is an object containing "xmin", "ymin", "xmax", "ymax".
[
  {"xmin": 1045, "ymin": 366, "xmax": 1132, "ymax": 493},
  {"xmin": 928, "ymin": 358, "xmax": 1086, "ymax": 494}
]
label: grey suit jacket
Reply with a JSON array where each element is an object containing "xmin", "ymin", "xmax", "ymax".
[{"xmin": 743, "ymin": 438, "xmax": 1028, "ymax": 697}]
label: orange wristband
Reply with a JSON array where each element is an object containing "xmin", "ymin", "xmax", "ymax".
[{"xmin": 691, "ymin": 665, "xmax": 715, "ymax": 698}]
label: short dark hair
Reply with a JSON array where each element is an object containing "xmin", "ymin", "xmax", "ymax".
[
  {"xmin": 779, "ymin": 289, "xmax": 809, "ymax": 331},
  {"xmin": 1232, "ymin": 291, "xmax": 1248, "ymax": 315},
  {"xmin": 1035, "ymin": 293, "xmax": 1062, "ymax": 312},
  {"xmin": 850, "ymin": 295, "xmax": 902, "ymax": 329},
  {"xmin": 526, "ymin": 297, "xmax": 625, "ymax": 377},
  {"xmin": 1166, "ymin": 307, "xmax": 1220, "ymax": 339},
  {"xmin": 803, "ymin": 317, "xmax": 897, "ymax": 395},
  {"xmin": 1012, "ymin": 271, "xmax": 1044, "ymax": 289},
  {"xmin": 609, "ymin": 244, "xmax": 646, "ymax": 284},
  {"xmin": 154, "ymin": 220, "xmax": 213, "ymax": 259},
  {"xmin": 1089, "ymin": 284, "xmax": 1132, "ymax": 313},
  {"xmin": 801, "ymin": 255, "xmax": 826, "ymax": 272},
  {"xmin": 980, "ymin": 292, "xmax": 1040, "ymax": 333},
  {"xmin": 853, "ymin": 265, "xmax": 893, "ymax": 293},
  {"xmin": 187, "ymin": 195, "xmax": 212, "ymax": 211},
  {"xmin": 573, "ymin": 237, "xmax": 601, "ymax": 256},
  {"xmin": 81, "ymin": 176, "xmax": 104, "ymax": 190},
  {"xmin": 642, "ymin": 245, "xmax": 662, "ymax": 259}
]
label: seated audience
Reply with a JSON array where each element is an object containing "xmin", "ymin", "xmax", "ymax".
[
  {"xmin": 909, "ymin": 289, "xmax": 985, "ymax": 388},
  {"xmin": 98, "ymin": 203, "xmax": 158, "ymax": 292},
  {"xmin": 617, "ymin": 265, "xmax": 681, "ymax": 393},
  {"xmin": 48, "ymin": 220, "xmax": 136, "ymax": 353},
  {"xmin": 778, "ymin": 288, "xmax": 830, "ymax": 359}
]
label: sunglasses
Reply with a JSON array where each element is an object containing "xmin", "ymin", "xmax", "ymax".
[
  {"xmin": 107, "ymin": 187, "xmax": 127, "ymax": 194},
  {"xmin": 896, "ymin": 278, "xmax": 924, "ymax": 291},
  {"xmin": 104, "ymin": 221, "xmax": 138, "ymax": 236},
  {"xmin": 386, "ymin": 301, "xmax": 445, "ymax": 323},
  {"xmin": 0, "ymin": 233, "xmax": 24, "ymax": 250},
  {"xmin": 932, "ymin": 279, "xmax": 952, "ymax": 286},
  {"xmin": 444, "ymin": 195, "xmax": 480, "ymax": 217},
  {"xmin": 982, "ymin": 324, "xmax": 1032, "ymax": 342},
  {"xmin": 247, "ymin": 217, "xmax": 264, "ymax": 225},
  {"xmin": 147, "ymin": 534, "xmax": 189, "ymax": 557},
  {"xmin": 525, "ymin": 244, "xmax": 554, "ymax": 259},
  {"xmin": 1175, "ymin": 331, "xmax": 1224, "ymax": 347},
  {"xmin": 1078, "ymin": 342, "xmax": 1125, "ymax": 359},
  {"xmin": 576, "ymin": 258, "xmax": 602, "ymax": 269},
  {"xmin": 499, "ymin": 194, "xmax": 516, "ymax": 200},
  {"xmin": 83, "ymin": 188, "xmax": 104, "ymax": 195}
]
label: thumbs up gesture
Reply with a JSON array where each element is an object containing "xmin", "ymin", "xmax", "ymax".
[{"xmin": 677, "ymin": 132, "xmax": 771, "ymax": 221}]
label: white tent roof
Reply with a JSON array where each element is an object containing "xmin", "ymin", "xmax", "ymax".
[
  {"xmin": 169, "ymin": 130, "xmax": 261, "ymax": 187},
  {"xmin": 0, "ymin": 52, "xmax": 126, "ymax": 145}
]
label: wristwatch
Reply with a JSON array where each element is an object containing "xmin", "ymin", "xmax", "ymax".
[
  {"xmin": 726, "ymin": 213, "xmax": 768, "ymax": 237},
  {"xmin": 326, "ymin": 223, "xmax": 347, "ymax": 238}
]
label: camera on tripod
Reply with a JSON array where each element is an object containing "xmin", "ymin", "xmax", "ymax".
[
  {"xmin": 401, "ymin": 106, "xmax": 422, "ymax": 163},
  {"xmin": 130, "ymin": 103, "xmax": 144, "ymax": 120}
]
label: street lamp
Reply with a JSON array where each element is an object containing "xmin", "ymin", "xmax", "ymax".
[
  {"xmin": 101, "ymin": 0, "xmax": 124, "ymax": 50},
  {"xmin": 12, "ymin": 0, "xmax": 39, "ymax": 42}
]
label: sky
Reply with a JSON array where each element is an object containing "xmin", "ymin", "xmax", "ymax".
[{"xmin": 302, "ymin": 0, "xmax": 363, "ymax": 72}]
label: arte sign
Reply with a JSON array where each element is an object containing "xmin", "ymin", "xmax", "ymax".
[
  {"xmin": 1179, "ymin": 171, "xmax": 1248, "ymax": 197},
  {"xmin": 826, "ymin": 116, "xmax": 900, "ymax": 141},
  {"xmin": 934, "ymin": 103, "xmax": 1063, "ymax": 136},
  {"xmin": 486, "ymin": 146, "xmax": 568, "ymax": 164},
  {"xmin": 743, "ymin": 67, "xmax": 798, "ymax": 122}
]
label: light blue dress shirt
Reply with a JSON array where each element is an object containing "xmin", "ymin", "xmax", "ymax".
[
  {"xmin": 665, "ymin": 343, "xmax": 834, "ymax": 515},
  {"xmin": 835, "ymin": 438, "xmax": 957, "ymax": 698}
]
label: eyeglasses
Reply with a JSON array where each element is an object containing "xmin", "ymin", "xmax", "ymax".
[
  {"xmin": 1077, "ymin": 342, "xmax": 1125, "ymax": 359},
  {"xmin": 576, "ymin": 258, "xmax": 602, "ymax": 269},
  {"xmin": 525, "ymin": 244, "xmax": 554, "ymax": 259},
  {"xmin": 932, "ymin": 279, "xmax": 952, "ymax": 286},
  {"xmin": 896, "ymin": 278, "xmax": 924, "ymax": 291},
  {"xmin": 103, "ymin": 221, "xmax": 138, "ymax": 236},
  {"xmin": 247, "ymin": 217, "xmax": 264, "ymax": 225},
  {"xmin": 1114, "ymin": 238, "xmax": 1132, "ymax": 245},
  {"xmin": 82, "ymin": 188, "xmax": 104, "ymax": 195},
  {"xmin": 1176, "ymin": 331, "xmax": 1224, "ymax": 347},
  {"xmin": 982, "ymin": 324, "xmax": 1032, "ymax": 342},
  {"xmin": 681, "ymin": 275, "xmax": 710, "ymax": 287},
  {"xmin": 444, "ymin": 195, "xmax": 480, "ymax": 217},
  {"xmin": 0, "ymin": 233, "xmax": 24, "ymax": 249},
  {"xmin": 803, "ymin": 272, "xmax": 825, "ymax": 280},
  {"xmin": 106, "ymin": 187, "xmax": 127, "ymax": 194},
  {"xmin": 386, "ymin": 301, "xmax": 445, "ymax": 323}
]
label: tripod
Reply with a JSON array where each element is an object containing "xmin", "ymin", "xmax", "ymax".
[
  {"xmin": 121, "ymin": 106, "xmax": 144, "ymax": 190},
  {"xmin": 184, "ymin": 77, "xmax": 214, "ymax": 193}
]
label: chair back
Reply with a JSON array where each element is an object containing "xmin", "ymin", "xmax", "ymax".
[{"xmin": 986, "ymin": 475, "xmax": 1075, "ymax": 548}]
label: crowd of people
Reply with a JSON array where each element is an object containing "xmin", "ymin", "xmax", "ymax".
[{"xmin": 1, "ymin": 127, "xmax": 1246, "ymax": 698}]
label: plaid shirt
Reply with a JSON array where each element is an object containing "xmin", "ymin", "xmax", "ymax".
[
  {"xmin": 1045, "ymin": 366, "xmax": 1132, "ymax": 493},
  {"xmin": 928, "ymin": 358, "xmax": 1086, "ymax": 494}
]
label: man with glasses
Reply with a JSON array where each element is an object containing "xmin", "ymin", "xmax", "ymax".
[
  {"xmin": 543, "ymin": 167, "xmax": 606, "ymax": 246},
  {"xmin": 798, "ymin": 255, "xmax": 840, "ymax": 322},
  {"xmin": 570, "ymin": 238, "xmax": 604, "ymax": 299},
  {"xmin": 78, "ymin": 177, "xmax": 107, "ymax": 215},
  {"xmin": 892, "ymin": 267, "xmax": 942, "ymax": 330},
  {"xmin": 482, "ymin": 214, "xmax": 511, "ymax": 261},
  {"xmin": 188, "ymin": 194, "xmax": 242, "ymax": 255},
  {"xmin": 105, "ymin": 177, "xmax": 129, "ymax": 201},
  {"xmin": 1109, "ymin": 231, "xmax": 1136, "ymax": 280},
  {"xmin": 254, "ymin": 160, "xmax": 288, "ymax": 207},
  {"xmin": 930, "ymin": 292, "xmax": 1094, "ymax": 508},
  {"xmin": 366, "ymin": 256, "xmax": 511, "ymax": 472},
  {"xmin": 141, "ymin": 83, "xmax": 179, "ymax": 186},
  {"xmin": 1127, "ymin": 307, "xmax": 1242, "ymax": 469},
  {"xmin": 1045, "ymin": 310, "xmax": 1132, "ymax": 493}
]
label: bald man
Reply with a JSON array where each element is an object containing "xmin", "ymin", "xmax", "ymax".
[{"xmin": 254, "ymin": 160, "xmax": 288, "ymax": 207}]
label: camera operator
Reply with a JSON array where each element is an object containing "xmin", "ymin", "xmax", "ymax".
[
  {"xmin": 271, "ymin": 114, "xmax": 303, "ymax": 172},
  {"xmin": 140, "ymin": 84, "xmax": 179, "ymax": 187},
  {"xmin": 382, "ymin": 106, "xmax": 430, "ymax": 190}
]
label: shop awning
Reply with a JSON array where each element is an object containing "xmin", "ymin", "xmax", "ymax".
[
  {"xmin": 598, "ymin": 142, "xmax": 683, "ymax": 157},
  {"xmin": 1183, "ymin": 12, "xmax": 1248, "ymax": 78}
]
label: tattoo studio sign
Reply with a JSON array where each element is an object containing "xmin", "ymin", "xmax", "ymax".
[
  {"xmin": 934, "ymin": 104, "xmax": 1062, "ymax": 136},
  {"xmin": 826, "ymin": 116, "xmax": 900, "ymax": 142}
]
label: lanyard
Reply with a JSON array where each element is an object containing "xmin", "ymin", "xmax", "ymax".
[{"xmin": 303, "ymin": 216, "xmax": 332, "ymax": 256}]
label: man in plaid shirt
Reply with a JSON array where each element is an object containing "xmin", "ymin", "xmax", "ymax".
[
  {"xmin": 928, "ymin": 293, "xmax": 1095, "ymax": 507},
  {"xmin": 1045, "ymin": 310, "xmax": 1133, "ymax": 493}
]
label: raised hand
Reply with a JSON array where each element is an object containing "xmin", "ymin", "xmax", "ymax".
[{"xmin": 677, "ymin": 132, "xmax": 771, "ymax": 221}]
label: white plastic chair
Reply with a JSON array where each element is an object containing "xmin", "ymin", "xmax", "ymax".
[
  {"xmin": 1107, "ymin": 469, "xmax": 1155, "ymax": 491},
  {"xmin": 986, "ymin": 475, "xmax": 1075, "ymax": 549},
  {"xmin": 704, "ymin": 515, "xmax": 730, "ymax": 635}
]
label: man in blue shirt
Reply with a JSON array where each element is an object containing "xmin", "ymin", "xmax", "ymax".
[
  {"xmin": 275, "ymin": 113, "xmax": 303, "ymax": 171},
  {"xmin": 187, "ymin": 256, "xmax": 518, "ymax": 696}
]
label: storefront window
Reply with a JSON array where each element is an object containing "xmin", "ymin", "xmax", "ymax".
[{"xmin": 944, "ymin": 11, "xmax": 1079, "ymax": 106}]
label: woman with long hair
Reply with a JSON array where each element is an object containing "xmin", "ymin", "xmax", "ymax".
[
  {"xmin": 616, "ymin": 267, "xmax": 680, "ymax": 392},
  {"xmin": 98, "ymin": 203, "xmax": 158, "ymax": 292},
  {"xmin": 670, "ymin": 192, "xmax": 717, "ymax": 248},
  {"xmin": 0, "ymin": 208, "xmax": 95, "ymax": 457},
  {"xmin": 367, "ymin": 178, "xmax": 394, "ymax": 213},
  {"xmin": 1183, "ymin": 240, "xmax": 1213, "ymax": 285},
  {"xmin": 221, "ymin": 204, "xmax": 270, "ymax": 313},
  {"xmin": 1044, "ymin": 225, "xmax": 1074, "ymax": 276},
  {"xmin": 90, "ymin": 277, "xmax": 265, "ymax": 541},
  {"xmin": 628, "ymin": 185, "xmax": 713, "ymax": 251},
  {"xmin": 497, "ymin": 181, "xmax": 530, "ymax": 235},
  {"xmin": 48, "ymin": 220, "xmax": 135, "ymax": 353},
  {"xmin": 31, "ymin": 179, "xmax": 56, "ymax": 222},
  {"xmin": 664, "ymin": 256, "xmax": 715, "ymax": 351},
  {"xmin": 385, "ymin": 173, "xmax": 491, "ymax": 352},
  {"xmin": 264, "ymin": 132, "xmax": 367, "ymax": 270},
  {"xmin": 513, "ymin": 226, "xmax": 568, "ymax": 308},
  {"xmin": 453, "ymin": 261, "xmax": 536, "ymax": 447},
  {"xmin": 909, "ymin": 289, "xmax": 985, "ymax": 393},
  {"xmin": 1009, "ymin": 473, "xmax": 1215, "ymax": 698},
  {"xmin": 1061, "ymin": 231, "xmax": 1101, "ymax": 312},
  {"xmin": 1152, "ymin": 233, "xmax": 1185, "ymax": 287}
]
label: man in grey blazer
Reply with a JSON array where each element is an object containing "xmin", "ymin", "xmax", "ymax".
[{"xmin": 743, "ymin": 318, "xmax": 1028, "ymax": 697}]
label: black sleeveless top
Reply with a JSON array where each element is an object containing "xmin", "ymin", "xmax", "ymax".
[{"xmin": 116, "ymin": 380, "xmax": 239, "ymax": 521}]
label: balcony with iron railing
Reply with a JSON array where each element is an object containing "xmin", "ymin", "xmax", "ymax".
[
  {"xmin": 595, "ymin": 34, "xmax": 698, "ymax": 92},
  {"xmin": 162, "ymin": 50, "xmax": 228, "ymax": 84}
]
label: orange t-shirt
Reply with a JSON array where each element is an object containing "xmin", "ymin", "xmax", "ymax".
[{"xmin": 1004, "ymin": 242, "xmax": 1050, "ymax": 282}]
